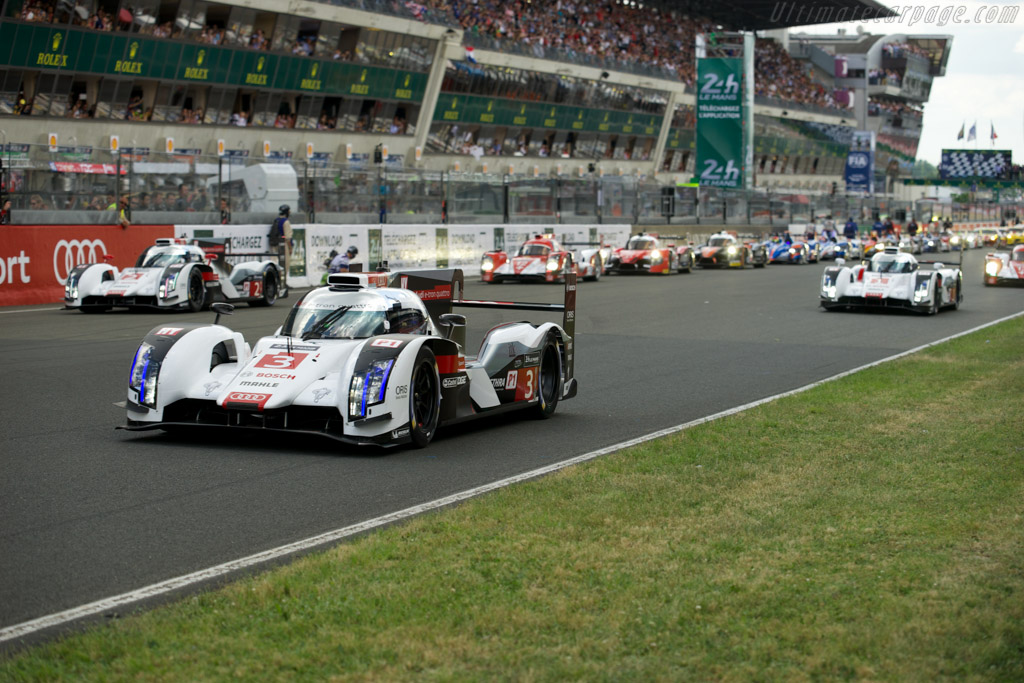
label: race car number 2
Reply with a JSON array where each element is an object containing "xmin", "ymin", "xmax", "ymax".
[{"xmin": 255, "ymin": 352, "xmax": 309, "ymax": 369}]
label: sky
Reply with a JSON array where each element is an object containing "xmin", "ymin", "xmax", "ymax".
[{"xmin": 791, "ymin": 0, "xmax": 1024, "ymax": 167}]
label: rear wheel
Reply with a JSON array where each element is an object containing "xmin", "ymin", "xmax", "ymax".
[
  {"xmin": 187, "ymin": 270, "xmax": 206, "ymax": 313},
  {"xmin": 408, "ymin": 347, "xmax": 440, "ymax": 448},
  {"xmin": 534, "ymin": 335, "xmax": 561, "ymax": 419},
  {"xmin": 251, "ymin": 270, "xmax": 278, "ymax": 307}
]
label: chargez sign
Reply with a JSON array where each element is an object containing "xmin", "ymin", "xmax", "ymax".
[
  {"xmin": 0, "ymin": 225, "xmax": 173, "ymax": 306},
  {"xmin": 695, "ymin": 58, "xmax": 747, "ymax": 189}
]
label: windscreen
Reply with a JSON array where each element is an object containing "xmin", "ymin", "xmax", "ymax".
[
  {"xmin": 708, "ymin": 237, "xmax": 730, "ymax": 247},
  {"xmin": 142, "ymin": 249, "xmax": 189, "ymax": 268},
  {"xmin": 626, "ymin": 237, "xmax": 656, "ymax": 250},
  {"xmin": 518, "ymin": 244, "xmax": 550, "ymax": 257},
  {"xmin": 281, "ymin": 292, "xmax": 387, "ymax": 339}
]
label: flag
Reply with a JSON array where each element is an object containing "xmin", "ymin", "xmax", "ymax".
[
  {"xmin": 991, "ymin": 122, "xmax": 997, "ymax": 143},
  {"xmin": 967, "ymin": 122, "xmax": 976, "ymax": 142},
  {"xmin": 464, "ymin": 46, "xmax": 477, "ymax": 64},
  {"xmin": 956, "ymin": 122, "xmax": 964, "ymax": 140}
]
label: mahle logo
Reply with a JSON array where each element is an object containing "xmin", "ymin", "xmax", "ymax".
[{"xmin": 700, "ymin": 72, "xmax": 739, "ymax": 98}]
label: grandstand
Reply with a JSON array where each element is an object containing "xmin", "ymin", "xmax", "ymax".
[
  {"xmin": 789, "ymin": 29, "xmax": 953, "ymax": 192},
  {"xmin": 0, "ymin": 0, "xmax": 908, "ymax": 222}
]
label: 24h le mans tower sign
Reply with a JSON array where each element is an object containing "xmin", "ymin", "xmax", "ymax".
[{"xmin": 696, "ymin": 57, "xmax": 748, "ymax": 189}]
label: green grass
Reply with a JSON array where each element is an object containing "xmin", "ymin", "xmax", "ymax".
[{"xmin": 4, "ymin": 318, "xmax": 1024, "ymax": 681}]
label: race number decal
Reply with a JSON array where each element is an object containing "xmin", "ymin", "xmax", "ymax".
[
  {"xmin": 255, "ymin": 352, "xmax": 309, "ymax": 369},
  {"xmin": 244, "ymin": 280, "xmax": 263, "ymax": 298},
  {"xmin": 507, "ymin": 368, "xmax": 535, "ymax": 401},
  {"xmin": 371, "ymin": 339, "xmax": 403, "ymax": 348},
  {"xmin": 156, "ymin": 327, "xmax": 183, "ymax": 336}
]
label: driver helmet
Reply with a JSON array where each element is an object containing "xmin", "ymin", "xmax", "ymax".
[
  {"xmin": 279, "ymin": 204, "xmax": 291, "ymax": 216},
  {"xmin": 346, "ymin": 246, "xmax": 359, "ymax": 256}
]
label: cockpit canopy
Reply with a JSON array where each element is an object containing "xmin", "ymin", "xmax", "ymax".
[
  {"xmin": 518, "ymin": 243, "xmax": 552, "ymax": 257},
  {"xmin": 139, "ymin": 246, "xmax": 204, "ymax": 268},
  {"xmin": 626, "ymin": 236, "xmax": 657, "ymax": 250},
  {"xmin": 281, "ymin": 288, "xmax": 430, "ymax": 340},
  {"xmin": 867, "ymin": 252, "xmax": 918, "ymax": 274}
]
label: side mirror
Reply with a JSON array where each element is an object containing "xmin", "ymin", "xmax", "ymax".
[
  {"xmin": 438, "ymin": 313, "xmax": 467, "ymax": 344},
  {"xmin": 211, "ymin": 302, "xmax": 234, "ymax": 325},
  {"xmin": 933, "ymin": 263, "xmax": 942, "ymax": 270},
  {"xmin": 836, "ymin": 258, "xmax": 846, "ymax": 267}
]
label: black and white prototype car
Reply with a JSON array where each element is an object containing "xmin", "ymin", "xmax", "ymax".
[
  {"xmin": 121, "ymin": 269, "xmax": 577, "ymax": 448},
  {"xmin": 65, "ymin": 237, "xmax": 283, "ymax": 312},
  {"xmin": 820, "ymin": 247, "xmax": 963, "ymax": 314}
]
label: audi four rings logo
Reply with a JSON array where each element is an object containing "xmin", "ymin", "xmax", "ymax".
[
  {"xmin": 227, "ymin": 392, "xmax": 271, "ymax": 401},
  {"xmin": 54, "ymin": 239, "xmax": 108, "ymax": 285}
]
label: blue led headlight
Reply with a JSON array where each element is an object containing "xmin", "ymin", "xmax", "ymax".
[
  {"xmin": 129, "ymin": 342, "xmax": 159, "ymax": 408},
  {"xmin": 348, "ymin": 358, "xmax": 395, "ymax": 419},
  {"xmin": 159, "ymin": 272, "xmax": 179, "ymax": 299}
]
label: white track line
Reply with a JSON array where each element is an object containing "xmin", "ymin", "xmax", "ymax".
[
  {"xmin": 3, "ymin": 309, "xmax": 1023, "ymax": 644},
  {"xmin": 0, "ymin": 307, "xmax": 62, "ymax": 314}
]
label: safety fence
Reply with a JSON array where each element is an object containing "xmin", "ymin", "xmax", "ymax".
[{"xmin": 2, "ymin": 142, "xmax": 1020, "ymax": 228}]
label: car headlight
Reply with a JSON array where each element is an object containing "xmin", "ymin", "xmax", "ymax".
[
  {"xmin": 727, "ymin": 246, "xmax": 738, "ymax": 256},
  {"xmin": 481, "ymin": 257, "xmax": 494, "ymax": 272},
  {"xmin": 650, "ymin": 251, "xmax": 663, "ymax": 263},
  {"xmin": 348, "ymin": 358, "xmax": 394, "ymax": 420},
  {"xmin": 159, "ymin": 272, "xmax": 179, "ymax": 298},
  {"xmin": 985, "ymin": 260, "xmax": 1001, "ymax": 276},
  {"xmin": 951, "ymin": 236, "xmax": 960, "ymax": 244},
  {"xmin": 129, "ymin": 342, "xmax": 159, "ymax": 408},
  {"xmin": 913, "ymin": 281, "xmax": 930, "ymax": 302},
  {"xmin": 546, "ymin": 256, "xmax": 562, "ymax": 271},
  {"xmin": 788, "ymin": 248, "xmax": 797, "ymax": 255}
]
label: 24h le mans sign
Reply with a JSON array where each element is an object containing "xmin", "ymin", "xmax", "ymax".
[{"xmin": 696, "ymin": 58, "xmax": 746, "ymax": 189}]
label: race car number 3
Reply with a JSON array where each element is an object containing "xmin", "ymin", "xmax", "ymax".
[
  {"xmin": 507, "ymin": 368, "xmax": 535, "ymax": 401},
  {"xmin": 255, "ymin": 352, "xmax": 308, "ymax": 369}
]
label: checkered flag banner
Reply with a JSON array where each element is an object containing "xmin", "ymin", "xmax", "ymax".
[{"xmin": 939, "ymin": 149, "xmax": 1012, "ymax": 179}]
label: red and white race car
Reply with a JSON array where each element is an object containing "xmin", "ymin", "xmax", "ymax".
[
  {"xmin": 984, "ymin": 245, "xmax": 1024, "ymax": 286},
  {"xmin": 605, "ymin": 233, "xmax": 695, "ymax": 275},
  {"xmin": 480, "ymin": 234, "xmax": 605, "ymax": 283}
]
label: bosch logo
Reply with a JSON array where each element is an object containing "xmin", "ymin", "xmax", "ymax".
[
  {"xmin": 227, "ymin": 392, "xmax": 270, "ymax": 401},
  {"xmin": 847, "ymin": 153, "xmax": 870, "ymax": 169},
  {"xmin": 54, "ymin": 239, "xmax": 107, "ymax": 285}
]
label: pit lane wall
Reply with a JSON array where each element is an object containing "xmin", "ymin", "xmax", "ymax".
[{"xmin": 1, "ymin": 223, "xmax": 632, "ymax": 307}]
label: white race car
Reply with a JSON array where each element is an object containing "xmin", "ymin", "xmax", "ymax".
[
  {"xmin": 820, "ymin": 247, "xmax": 963, "ymax": 315},
  {"xmin": 120, "ymin": 269, "xmax": 577, "ymax": 448},
  {"xmin": 984, "ymin": 245, "xmax": 1024, "ymax": 286},
  {"xmin": 65, "ymin": 238, "xmax": 284, "ymax": 312}
]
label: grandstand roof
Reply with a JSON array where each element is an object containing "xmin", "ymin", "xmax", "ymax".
[{"xmin": 661, "ymin": 0, "xmax": 899, "ymax": 31}]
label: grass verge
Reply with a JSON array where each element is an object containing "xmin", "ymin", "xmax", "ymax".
[{"xmin": 4, "ymin": 318, "xmax": 1024, "ymax": 681}]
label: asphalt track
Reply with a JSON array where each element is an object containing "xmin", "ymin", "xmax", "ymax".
[{"xmin": 1, "ymin": 249, "xmax": 1021, "ymax": 644}]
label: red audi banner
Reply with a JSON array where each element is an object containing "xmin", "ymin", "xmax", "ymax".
[{"xmin": 0, "ymin": 225, "xmax": 174, "ymax": 307}]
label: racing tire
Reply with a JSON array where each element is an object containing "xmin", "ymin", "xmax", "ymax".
[
  {"xmin": 953, "ymin": 275, "xmax": 963, "ymax": 310},
  {"xmin": 186, "ymin": 270, "xmax": 207, "ymax": 313},
  {"xmin": 251, "ymin": 269, "xmax": 279, "ymax": 307},
  {"xmin": 534, "ymin": 334, "xmax": 561, "ymax": 419},
  {"xmin": 408, "ymin": 347, "xmax": 441, "ymax": 448},
  {"xmin": 927, "ymin": 281, "xmax": 940, "ymax": 316}
]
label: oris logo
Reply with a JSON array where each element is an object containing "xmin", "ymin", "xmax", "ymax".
[{"xmin": 54, "ymin": 239, "xmax": 107, "ymax": 285}]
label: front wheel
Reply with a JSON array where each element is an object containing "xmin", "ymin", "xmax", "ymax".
[
  {"xmin": 187, "ymin": 270, "xmax": 206, "ymax": 313},
  {"xmin": 408, "ymin": 347, "xmax": 441, "ymax": 448},
  {"xmin": 952, "ymin": 275, "xmax": 963, "ymax": 310},
  {"xmin": 534, "ymin": 335, "xmax": 561, "ymax": 419}
]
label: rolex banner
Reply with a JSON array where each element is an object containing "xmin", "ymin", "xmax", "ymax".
[{"xmin": 696, "ymin": 58, "xmax": 745, "ymax": 189}]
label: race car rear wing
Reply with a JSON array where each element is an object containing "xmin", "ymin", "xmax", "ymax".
[{"xmin": 392, "ymin": 268, "xmax": 577, "ymax": 377}]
